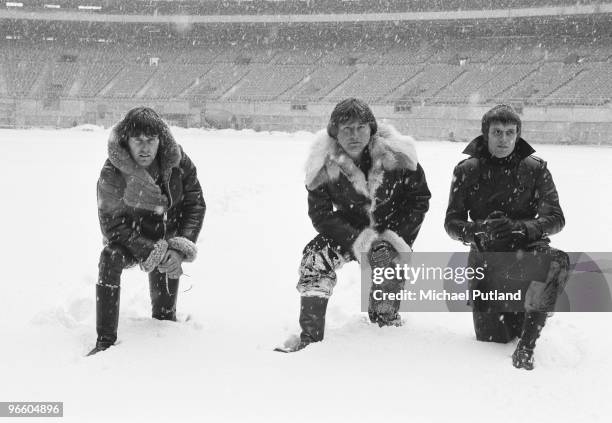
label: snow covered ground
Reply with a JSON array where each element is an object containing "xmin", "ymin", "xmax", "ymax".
[{"xmin": 0, "ymin": 126, "xmax": 610, "ymax": 422}]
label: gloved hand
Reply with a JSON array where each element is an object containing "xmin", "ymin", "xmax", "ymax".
[
  {"xmin": 368, "ymin": 240, "xmax": 398, "ymax": 269},
  {"xmin": 158, "ymin": 249, "xmax": 184, "ymax": 279},
  {"xmin": 485, "ymin": 211, "xmax": 526, "ymax": 242},
  {"xmin": 480, "ymin": 211, "xmax": 527, "ymax": 251},
  {"xmin": 462, "ymin": 220, "xmax": 487, "ymax": 244}
]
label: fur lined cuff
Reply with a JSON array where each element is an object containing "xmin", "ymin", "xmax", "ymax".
[
  {"xmin": 168, "ymin": 237, "xmax": 198, "ymax": 262},
  {"xmin": 352, "ymin": 228, "xmax": 378, "ymax": 262},
  {"xmin": 379, "ymin": 230, "xmax": 412, "ymax": 253},
  {"xmin": 141, "ymin": 240, "xmax": 169, "ymax": 272}
]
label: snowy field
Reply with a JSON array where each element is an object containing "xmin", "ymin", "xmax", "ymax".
[{"xmin": 0, "ymin": 125, "xmax": 611, "ymax": 422}]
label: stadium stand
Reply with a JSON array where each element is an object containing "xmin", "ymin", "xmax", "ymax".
[
  {"xmin": 140, "ymin": 63, "xmax": 212, "ymax": 99},
  {"xmin": 102, "ymin": 64, "xmax": 158, "ymax": 98},
  {"xmin": 327, "ymin": 65, "xmax": 422, "ymax": 103},
  {"xmin": 9, "ymin": 0, "xmax": 591, "ymax": 15},
  {"xmin": 388, "ymin": 64, "xmax": 466, "ymax": 104},
  {"xmin": 225, "ymin": 64, "xmax": 309, "ymax": 101},
  {"xmin": 182, "ymin": 63, "xmax": 251, "ymax": 100},
  {"xmin": 1, "ymin": 3, "xmax": 611, "ymax": 111},
  {"xmin": 545, "ymin": 62, "xmax": 612, "ymax": 105},
  {"xmin": 2, "ymin": 36, "xmax": 611, "ymax": 107},
  {"xmin": 279, "ymin": 65, "xmax": 358, "ymax": 102},
  {"xmin": 76, "ymin": 61, "xmax": 124, "ymax": 98}
]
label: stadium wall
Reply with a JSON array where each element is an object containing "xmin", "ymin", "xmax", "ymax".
[{"xmin": 1, "ymin": 98, "xmax": 611, "ymax": 145}]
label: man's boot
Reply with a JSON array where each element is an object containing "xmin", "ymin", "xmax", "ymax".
[
  {"xmin": 88, "ymin": 283, "xmax": 120, "ymax": 356},
  {"xmin": 368, "ymin": 277, "xmax": 403, "ymax": 327},
  {"xmin": 512, "ymin": 312, "xmax": 547, "ymax": 370},
  {"xmin": 276, "ymin": 296, "xmax": 328, "ymax": 353},
  {"xmin": 149, "ymin": 271, "xmax": 179, "ymax": 321}
]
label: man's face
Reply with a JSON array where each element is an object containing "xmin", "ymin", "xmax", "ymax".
[
  {"xmin": 487, "ymin": 122, "xmax": 518, "ymax": 158},
  {"xmin": 127, "ymin": 133, "xmax": 159, "ymax": 168},
  {"xmin": 336, "ymin": 119, "xmax": 371, "ymax": 161}
]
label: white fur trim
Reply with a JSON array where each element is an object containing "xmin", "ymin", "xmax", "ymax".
[
  {"xmin": 304, "ymin": 129, "xmax": 336, "ymax": 190},
  {"xmin": 168, "ymin": 236, "xmax": 197, "ymax": 262},
  {"xmin": 378, "ymin": 230, "xmax": 412, "ymax": 253},
  {"xmin": 304, "ymin": 123, "xmax": 418, "ymax": 190},
  {"xmin": 141, "ymin": 240, "xmax": 169, "ymax": 272},
  {"xmin": 352, "ymin": 228, "xmax": 378, "ymax": 263}
]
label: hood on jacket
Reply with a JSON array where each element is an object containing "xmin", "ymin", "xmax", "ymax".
[
  {"xmin": 107, "ymin": 121, "xmax": 182, "ymax": 183},
  {"xmin": 304, "ymin": 123, "xmax": 419, "ymax": 198}
]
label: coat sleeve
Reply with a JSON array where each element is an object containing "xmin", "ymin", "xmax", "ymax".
[
  {"xmin": 97, "ymin": 163, "xmax": 158, "ymax": 262},
  {"xmin": 307, "ymin": 183, "xmax": 361, "ymax": 253},
  {"xmin": 444, "ymin": 164, "xmax": 477, "ymax": 244},
  {"xmin": 389, "ymin": 163, "xmax": 431, "ymax": 247},
  {"xmin": 177, "ymin": 152, "xmax": 206, "ymax": 243},
  {"xmin": 522, "ymin": 162, "xmax": 565, "ymax": 240}
]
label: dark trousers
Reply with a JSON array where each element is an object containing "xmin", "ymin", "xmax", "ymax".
[
  {"xmin": 470, "ymin": 245, "xmax": 568, "ymax": 349},
  {"xmin": 96, "ymin": 245, "xmax": 179, "ymax": 345},
  {"xmin": 473, "ymin": 311, "xmax": 547, "ymax": 348}
]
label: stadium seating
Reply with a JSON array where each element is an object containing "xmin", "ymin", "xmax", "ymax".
[
  {"xmin": 141, "ymin": 64, "xmax": 212, "ymax": 99},
  {"xmin": 328, "ymin": 65, "xmax": 423, "ymax": 102},
  {"xmin": 1, "ymin": 30, "xmax": 611, "ymax": 106},
  {"xmin": 388, "ymin": 64, "xmax": 465, "ymax": 104},
  {"xmin": 76, "ymin": 62, "xmax": 124, "ymax": 98},
  {"xmin": 225, "ymin": 65, "xmax": 310, "ymax": 101},
  {"xmin": 182, "ymin": 63, "xmax": 251, "ymax": 100},
  {"xmin": 279, "ymin": 65, "xmax": 358, "ymax": 102},
  {"xmin": 102, "ymin": 64, "xmax": 158, "ymax": 98},
  {"xmin": 18, "ymin": 0, "xmax": 587, "ymax": 16}
]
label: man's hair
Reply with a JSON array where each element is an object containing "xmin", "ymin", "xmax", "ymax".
[
  {"xmin": 116, "ymin": 106, "xmax": 167, "ymax": 148},
  {"xmin": 481, "ymin": 104, "xmax": 522, "ymax": 139},
  {"xmin": 327, "ymin": 98, "xmax": 378, "ymax": 139}
]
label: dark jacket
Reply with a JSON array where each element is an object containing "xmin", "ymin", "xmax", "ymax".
[
  {"xmin": 445, "ymin": 135, "xmax": 564, "ymax": 252},
  {"xmin": 304, "ymin": 124, "xmax": 431, "ymax": 256},
  {"xmin": 97, "ymin": 127, "xmax": 206, "ymax": 265}
]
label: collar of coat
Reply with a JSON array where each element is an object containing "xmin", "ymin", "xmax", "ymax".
[
  {"xmin": 106, "ymin": 122, "xmax": 182, "ymax": 214},
  {"xmin": 463, "ymin": 135, "xmax": 535, "ymax": 160},
  {"xmin": 107, "ymin": 123, "xmax": 182, "ymax": 184},
  {"xmin": 304, "ymin": 124, "xmax": 419, "ymax": 199}
]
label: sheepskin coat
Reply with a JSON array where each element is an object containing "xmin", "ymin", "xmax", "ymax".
[
  {"xmin": 305, "ymin": 124, "xmax": 431, "ymax": 257},
  {"xmin": 445, "ymin": 135, "xmax": 564, "ymax": 251},
  {"xmin": 97, "ymin": 125, "xmax": 206, "ymax": 265}
]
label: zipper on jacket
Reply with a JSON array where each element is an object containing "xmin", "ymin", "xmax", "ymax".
[{"xmin": 162, "ymin": 175, "xmax": 173, "ymax": 295}]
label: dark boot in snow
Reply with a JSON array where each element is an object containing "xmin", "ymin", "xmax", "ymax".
[
  {"xmin": 512, "ymin": 343, "xmax": 535, "ymax": 370},
  {"xmin": 88, "ymin": 283, "xmax": 120, "ymax": 356},
  {"xmin": 275, "ymin": 296, "xmax": 328, "ymax": 353},
  {"xmin": 512, "ymin": 312, "xmax": 547, "ymax": 370},
  {"xmin": 368, "ymin": 270, "xmax": 404, "ymax": 327},
  {"xmin": 149, "ymin": 270, "xmax": 179, "ymax": 321},
  {"xmin": 369, "ymin": 310, "xmax": 403, "ymax": 327},
  {"xmin": 87, "ymin": 337, "xmax": 115, "ymax": 356}
]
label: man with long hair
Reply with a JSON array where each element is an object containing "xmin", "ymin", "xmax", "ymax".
[{"xmin": 89, "ymin": 107, "xmax": 206, "ymax": 356}]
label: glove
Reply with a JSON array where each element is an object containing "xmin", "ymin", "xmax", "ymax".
[
  {"xmin": 481, "ymin": 211, "xmax": 527, "ymax": 251},
  {"xmin": 368, "ymin": 240, "xmax": 398, "ymax": 269},
  {"xmin": 462, "ymin": 220, "xmax": 487, "ymax": 244},
  {"xmin": 485, "ymin": 211, "xmax": 526, "ymax": 242},
  {"xmin": 158, "ymin": 249, "xmax": 184, "ymax": 279}
]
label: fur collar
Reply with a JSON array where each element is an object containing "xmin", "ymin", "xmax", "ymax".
[
  {"xmin": 304, "ymin": 124, "xmax": 419, "ymax": 198},
  {"xmin": 106, "ymin": 122, "xmax": 182, "ymax": 214},
  {"xmin": 107, "ymin": 123, "xmax": 182, "ymax": 184}
]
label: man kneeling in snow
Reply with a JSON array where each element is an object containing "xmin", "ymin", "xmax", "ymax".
[
  {"xmin": 89, "ymin": 107, "xmax": 206, "ymax": 356},
  {"xmin": 445, "ymin": 105, "xmax": 569, "ymax": 370},
  {"xmin": 281, "ymin": 98, "xmax": 431, "ymax": 352}
]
